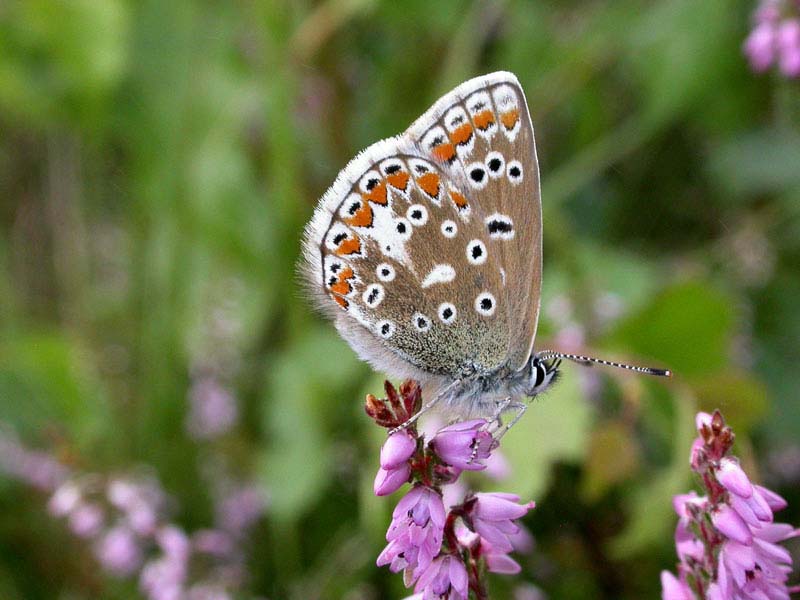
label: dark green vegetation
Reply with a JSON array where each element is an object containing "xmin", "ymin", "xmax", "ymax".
[{"xmin": 1, "ymin": 1, "xmax": 799, "ymax": 598}]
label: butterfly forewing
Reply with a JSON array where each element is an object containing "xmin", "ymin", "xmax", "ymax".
[
  {"xmin": 408, "ymin": 72, "xmax": 542, "ymax": 371},
  {"xmin": 303, "ymin": 72, "xmax": 540, "ymax": 385}
]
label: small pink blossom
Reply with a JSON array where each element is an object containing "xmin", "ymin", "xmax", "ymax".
[
  {"xmin": 414, "ymin": 554, "xmax": 469, "ymax": 600},
  {"xmin": 377, "ymin": 485, "xmax": 445, "ymax": 583},
  {"xmin": 374, "ymin": 462, "xmax": 411, "ymax": 496},
  {"xmin": 430, "ymin": 419, "xmax": 493, "ymax": 471}
]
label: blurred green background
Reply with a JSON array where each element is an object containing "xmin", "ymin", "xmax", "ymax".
[{"xmin": 1, "ymin": 0, "xmax": 799, "ymax": 598}]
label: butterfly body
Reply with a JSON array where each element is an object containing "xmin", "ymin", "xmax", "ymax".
[{"xmin": 302, "ymin": 72, "xmax": 555, "ymax": 420}]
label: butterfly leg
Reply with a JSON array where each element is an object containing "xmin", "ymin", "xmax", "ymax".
[
  {"xmin": 388, "ymin": 379, "xmax": 460, "ymax": 435},
  {"xmin": 492, "ymin": 401, "xmax": 528, "ymax": 444}
]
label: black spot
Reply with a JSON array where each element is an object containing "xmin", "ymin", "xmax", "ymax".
[
  {"xmin": 470, "ymin": 168, "xmax": 485, "ymax": 182},
  {"xmin": 411, "ymin": 210, "xmax": 422, "ymax": 220},
  {"xmin": 509, "ymin": 166, "xmax": 521, "ymax": 178},
  {"xmin": 472, "ymin": 101, "xmax": 486, "ymax": 110},
  {"xmin": 442, "ymin": 307, "xmax": 453, "ymax": 319},
  {"xmin": 366, "ymin": 178, "xmax": 380, "ymax": 190},
  {"xmin": 488, "ymin": 220, "xmax": 513, "ymax": 234},
  {"xmin": 417, "ymin": 317, "xmax": 427, "ymax": 328},
  {"xmin": 450, "ymin": 115, "xmax": 464, "ymax": 126},
  {"xmin": 432, "ymin": 135, "xmax": 444, "ymax": 145},
  {"xmin": 445, "ymin": 226, "xmax": 453, "ymax": 233},
  {"xmin": 333, "ymin": 232, "xmax": 347, "ymax": 245},
  {"xmin": 488, "ymin": 158, "xmax": 502, "ymax": 172},
  {"xmin": 348, "ymin": 201, "xmax": 360, "ymax": 215},
  {"xmin": 381, "ymin": 268, "xmax": 390, "ymax": 277},
  {"xmin": 471, "ymin": 244, "xmax": 483, "ymax": 259},
  {"xmin": 415, "ymin": 164, "xmax": 428, "ymax": 173},
  {"xmin": 480, "ymin": 298, "xmax": 493, "ymax": 310},
  {"xmin": 385, "ymin": 164, "xmax": 401, "ymax": 174},
  {"xmin": 328, "ymin": 276, "xmax": 337, "ymax": 286},
  {"xmin": 385, "ymin": 245, "xmax": 391, "ymax": 252},
  {"xmin": 330, "ymin": 263, "xmax": 340, "ymax": 273},
  {"xmin": 367, "ymin": 288, "xmax": 379, "ymax": 304},
  {"xmin": 381, "ymin": 323, "xmax": 391, "ymax": 335},
  {"xmin": 397, "ymin": 222, "xmax": 407, "ymax": 234}
]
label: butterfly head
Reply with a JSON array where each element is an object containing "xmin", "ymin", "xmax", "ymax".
[{"xmin": 522, "ymin": 355, "xmax": 561, "ymax": 397}]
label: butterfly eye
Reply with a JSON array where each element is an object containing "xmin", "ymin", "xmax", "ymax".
[
  {"xmin": 362, "ymin": 284, "xmax": 385, "ymax": 308},
  {"xmin": 485, "ymin": 151, "xmax": 505, "ymax": 178},
  {"xmin": 412, "ymin": 312, "xmax": 432, "ymax": 332},
  {"xmin": 466, "ymin": 239, "xmax": 488, "ymax": 265},
  {"xmin": 438, "ymin": 303, "xmax": 457, "ymax": 324},
  {"xmin": 406, "ymin": 204, "xmax": 429, "ymax": 226},
  {"xmin": 507, "ymin": 160, "xmax": 523, "ymax": 185},
  {"xmin": 440, "ymin": 220, "xmax": 458, "ymax": 238},
  {"xmin": 474, "ymin": 292, "xmax": 497, "ymax": 317},
  {"xmin": 377, "ymin": 319, "xmax": 395, "ymax": 339},
  {"xmin": 376, "ymin": 263, "xmax": 396, "ymax": 282}
]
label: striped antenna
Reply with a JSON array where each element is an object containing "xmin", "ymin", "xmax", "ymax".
[{"xmin": 535, "ymin": 350, "xmax": 672, "ymax": 378}]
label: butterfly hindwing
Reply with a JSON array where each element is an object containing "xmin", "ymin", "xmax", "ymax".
[{"xmin": 408, "ymin": 72, "xmax": 542, "ymax": 372}]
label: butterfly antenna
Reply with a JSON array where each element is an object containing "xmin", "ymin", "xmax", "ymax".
[{"xmin": 535, "ymin": 350, "xmax": 672, "ymax": 378}]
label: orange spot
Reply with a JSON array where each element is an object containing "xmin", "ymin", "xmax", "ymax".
[
  {"xmin": 335, "ymin": 236, "xmax": 361, "ymax": 256},
  {"xmin": 344, "ymin": 202, "xmax": 373, "ymax": 228},
  {"xmin": 386, "ymin": 171, "xmax": 410, "ymax": 192},
  {"xmin": 431, "ymin": 142, "xmax": 456, "ymax": 163},
  {"xmin": 416, "ymin": 172, "xmax": 441, "ymax": 198},
  {"xmin": 331, "ymin": 294, "xmax": 349, "ymax": 310},
  {"xmin": 500, "ymin": 109, "xmax": 519, "ymax": 130},
  {"xmin": 473, "ymin": 109, "xmax": 495, "ymax": 131},
  {"xmin": 362, "ymin": 180, "xmax": 388, "ymax": 205},
  {"xmin": 449, "ymin": 123, "xmax": 473, "ymax": 147},
  {"xmin": 450, "ymin": 189, "xmax": 468, "ymax": 209},
  {"xmin": 330, "ymin": 266, "xmax": 355, "ymax": 295}
]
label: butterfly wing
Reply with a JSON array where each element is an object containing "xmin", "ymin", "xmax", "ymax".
[
  {"xmin": 301, "ymin": 135, "xmax": 511, "ymax": 383},
  {"xmin": 408, "ymin": 72, "xmax": 542, "ymax": 372}
]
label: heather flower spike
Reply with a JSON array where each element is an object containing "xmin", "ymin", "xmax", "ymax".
[
  {"xmin": 367, "ymin": 381, "xmax": 537, "ymax": 598},
  {"xmin": 744, "ymin": 0, "xmax": 800, "ymax": 78},
  {"xmin": 662, "ymin": 409, "xmax": 800, "ymax": 599}
]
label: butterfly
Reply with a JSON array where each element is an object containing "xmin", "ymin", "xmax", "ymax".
[{"xmin": 301, "ymin": 72, "xmax": 669, "ymax": 432}]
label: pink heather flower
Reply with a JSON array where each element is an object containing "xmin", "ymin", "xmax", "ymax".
[
  {"xmin": 374, "ymin": 463, "xmax": 412, "ymax": 496},
  {"xmin": 48, "ymin": 482, "xmax": 82, "ymax": 517},
  {"xmin": 186, "ymin": 378, "xmax": 238, "ymax": 440},
  {"xmin": 663, "ymin": 410, "xmax": 799, "ymax": 599},
  {"xmin": 96, "ymin": 525, "xmax": 143, "ymax": 576},
  {"xmin": 745, "ymin": 22, "xmax": 777, "ymax": 71},
  {"xmin": 377, "ymin": 485, "xmax": 445, "ymax": 584},
  {"xmin": 660, "ymin": 570, "xmax": 693, "ymax": 600},
  {"xmin": 777, "ymin": 19, "xmax": 800, "ymax": 77},
  {"xmin": 381, "ymin": 432, "xmax": 417, "ymax": 469},
  {"xmin": 430, "ymin": 419, "xmax": 493, "ymax": 471},
  {"xmin": 745, "ymin": 0, "xmax": 800, "ymax": 77},
  {"xmin": 68, "ymin": 503, "xmax": 104, "ymax": 538},
  {"xmin": 414, "ymin": 554, "xmax": 469, "ymax": 600},
  {"xmin": 216, "ymin": 484, "xmax": 266, "ymax": 537},
  {"xmin": 470, "ymin": 492, "xmax": 535, "ymax": 553},
  {"xmin": 483, "ymin": 538, "xmax": 522, "ymax": 575}
]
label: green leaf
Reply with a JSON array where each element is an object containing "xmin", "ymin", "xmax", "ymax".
[
  {"xmin": 581, "ymin": 420, "xmax": 641, "ymax": 502},
  {"xmin": 609, "ymin": 387, "xmax": 696, "ymax": 558},
  {"xmin": 0, "ymin": 332, "xmax": 109, "ymax": 450},
  {"xmin": 707, "ymin": 129, "xmax": 800, "ymax": 198},
  {"xmin": 606, "ymin": 282, "xmax": 735, "ymax": 378},
  {"xmin": 502, "ymin": 369, "xmax": 591, "ymax": 500},
  {"xmin": 259, "ymin": 326, "xmax": 364, "ymax": 523}
]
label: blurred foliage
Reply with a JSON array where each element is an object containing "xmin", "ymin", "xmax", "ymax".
[{"xmin": 1, "ymin": 0, "xmax": 799, "ymax": 598}]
